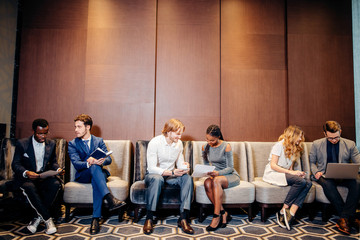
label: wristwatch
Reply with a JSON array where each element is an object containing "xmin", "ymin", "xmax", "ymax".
[{"xmin": 172, "ymin": 170, "xmax": 174, "ymax": 176}]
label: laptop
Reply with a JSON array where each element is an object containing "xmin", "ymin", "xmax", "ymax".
[{"xmin": 323, "ymin": 163, "xmax": 360, "ymax": 179}]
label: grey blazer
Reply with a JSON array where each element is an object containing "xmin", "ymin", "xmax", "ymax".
[{"xmin": 309, "ymin": 137, "xmax": 360, "ymax": 179}]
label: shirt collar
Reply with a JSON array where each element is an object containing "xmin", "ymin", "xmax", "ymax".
[
  {"xmin": 161, "ymin": 135, "xmax": 176, "ymax": 147},
  {"xmin": 32, "ymin": 135, "xmax": 45, "ymax": 147}
]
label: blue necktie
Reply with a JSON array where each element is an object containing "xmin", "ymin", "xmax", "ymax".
[{"xmin": 83, "ymin": 140, "xmax": 90, "ymax": 154}]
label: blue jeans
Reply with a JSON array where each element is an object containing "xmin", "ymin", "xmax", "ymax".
[
  {"xmin": 284, "ymin": 174, "xmax": 312, "ymax": 208},
  {"xmin": 145, "ymin": 173, "xmax": 193, "ymax": 212}
]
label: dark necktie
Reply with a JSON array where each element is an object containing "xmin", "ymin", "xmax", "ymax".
[{"xmin": 83, "ymin": 140, "xmax": 90, "ymax": 154}]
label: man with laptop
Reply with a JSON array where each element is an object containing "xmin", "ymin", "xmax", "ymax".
[{"xmin": 309, "ymin": 121, "xmax": 360, "ymax": 235}]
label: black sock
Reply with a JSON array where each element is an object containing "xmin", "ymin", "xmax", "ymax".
[
  {"xmin": 146, "ymin": 210, "xmax": 154, "ymax": 220},
  {"xmin": 180, "ymin": 209, "xmax": 190, "ymax": 220}
]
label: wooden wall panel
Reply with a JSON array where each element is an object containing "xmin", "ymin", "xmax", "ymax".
[
  {"xmin": 155, "ymin": 0, "xmax": 220, "ymax": 140},
  {"xmin": 85, "ymin": 0, "xmax": 156, "ymax": 143},
  {"xmin": 221, "ymin": 0, "xmax": 287, "ymax": 141},
  {"xmin": 287, "ymin": 0, "xmax": 355, "ymax": 141}
]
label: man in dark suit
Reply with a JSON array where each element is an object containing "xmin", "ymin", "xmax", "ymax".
[
  {"xmin": 310, "ymin": 120, "xmax": 360, "ymax": 235},
  {"xmin": 68, "ymin": 114, "xmax": 125, "ymax": 235},
  {"xmin": 11, "ymin": 119, "xmax": 63, "ymax": 235}
]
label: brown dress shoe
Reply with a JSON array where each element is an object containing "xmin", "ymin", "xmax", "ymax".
[
  {"xmin": 178, "ymin": 219, "xmax": 194, "ymax": 234},
  {"xmin": 336, "ymin": 218, "xmax": 350, "ymax": 235},
  {"xmin": 351, "ymin": 219, "xmax": 360, "ymax": 232},
  {"xmin": 143, "ymin": 219, "xmax": 154, "ymax": 235}
]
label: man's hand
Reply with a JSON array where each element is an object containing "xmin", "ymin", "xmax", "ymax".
[
  {"xmin": 315, "ymin": 171, "xmax": 323, "ymax": 180},
  {"xmin": 174, "ymin": 168, "xmax": 188, "ymax": 176},
  {"xmin": 93, "ymin": 157, "xmax": 105, "ymax": 166},
  {"xmin": 57, "ymin": 168, "xmax": 65, "ymax": 176},
  {"xmin": 26, "ymin": 171, "xmax": 39, "ymax": 179}
]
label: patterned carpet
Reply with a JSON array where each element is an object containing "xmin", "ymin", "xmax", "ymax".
[{"xmin": 0, "ymin": 209, "xmax": 360, "ymax": 240}]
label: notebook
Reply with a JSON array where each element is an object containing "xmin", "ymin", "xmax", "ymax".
[{"xmin": 323, "ymin": 163, "xmax": 360, "ymax": 179}]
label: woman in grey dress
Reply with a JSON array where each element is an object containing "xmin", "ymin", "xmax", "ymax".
[{"xmin": 202, "ymin": 125, "xmax": 240, "ymax": 231}]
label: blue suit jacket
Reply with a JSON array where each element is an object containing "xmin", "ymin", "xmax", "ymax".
[
  {"xmin": 68, "ymin": 135, "xmax": 112, "ymax": 180},
  {"xmin": 11, "ymin": 136, "xmax": 59, "ymax": 185}
]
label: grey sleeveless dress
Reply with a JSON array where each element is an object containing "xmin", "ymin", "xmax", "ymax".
[{"xmin": 202, "ymin": 141, "xmax": 240, "ymax": 188}]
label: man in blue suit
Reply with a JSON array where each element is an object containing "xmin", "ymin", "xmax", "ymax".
[{"xmin": 68, "ymin": 114, "xmax": 125, "ymax": 235}]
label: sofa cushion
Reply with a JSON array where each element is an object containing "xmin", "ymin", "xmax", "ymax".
[
  {"xmin": 63, "ymin": 176, "xmax": 128, "ymax": 203},
  {"xmin": 195, "ymin": 179, "xmax": 255, "ymax": 204}
]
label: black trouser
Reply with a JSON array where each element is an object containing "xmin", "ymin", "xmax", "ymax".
[
  {"xmin": 20, "ymin": 177, "xmax": 62, "ymax": 221},
  {"xmin": 317, "ymin": 177, "xmax": 360, "ymax": 219}
]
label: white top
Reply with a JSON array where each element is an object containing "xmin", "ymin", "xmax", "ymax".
[
  {"xmin": 146, "ymin": 135, "xmax": 185, "ymax": 175},
  {"xmin": 32, "ymin": 136, "xmax": 45, "ymax": 172},
  {"xmin": 262, "ymin": 140, "xmax": 293, "ymax": 186}
]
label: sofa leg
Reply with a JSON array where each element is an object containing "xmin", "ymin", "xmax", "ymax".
[
  {"xmin": 133, "ymin": 207, "xmax": 140, "ymax": 223},
  {"xmin": 198, "ymin": 206, "xmax": 206, "ymax": 223},
  {"xmin": 248, "ymin": 204, "xmax": 253, "ymax": 222},
  {"xmin": 65, "ymin": 204, "xmax": 71, "ymax": 222},
  {"xmin": 118, "ymin": 207, "xmax": 124, "ymax": 222},
  {"xmin": 261, "ymin": 206, "xmax": 266, "ymax": 222}
]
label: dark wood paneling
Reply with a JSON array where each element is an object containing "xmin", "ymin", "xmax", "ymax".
[
  {"xmin": 221, "ymin": 0, "xmax": 287, "ymax": 141},
  {"xmin": 155, "ymin": 0, "xmax": 220, "ymax": 140},
  {"xmin": 287, "ymin": 0, "xmax": 355, "ymax": 141},
  {"xmin": 16, "ymin": 28, "xmax": 88, "ymax": 139},
  {"xmin": 22, "ymin": 0, "xmax": 89, "ymax": 29},
  {"xmin": 85, "ymin": 0, "xmax": 157, "ymax": 143}
]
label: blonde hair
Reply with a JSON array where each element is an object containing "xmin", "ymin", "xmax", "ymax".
[
  {"xmin": 278, "ymin": 125, "xmax": 304, "ymax": 160},
  {"xmin": 162, "ymin": 119, "xmax": 185, "ymax": 136}
]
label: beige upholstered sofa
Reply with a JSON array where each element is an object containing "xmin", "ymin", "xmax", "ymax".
[
  {"xmin": 63, "ymin": 140, "xmax": 131, "ymax": 221},
  {"xmin": 246, "ymin": 141, "xmax": 316, "ymax": 222},
  {"xmin": 192, "ymin": 141, "xmax": 255, "ymax": 222}
]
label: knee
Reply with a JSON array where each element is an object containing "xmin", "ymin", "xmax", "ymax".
[
  {"xmin": 148, "ymin": 174, "xmax": 164, "ymax": 186},
  {"xmin": 89, "ymin": 164, "xmax": 102, "ymax": 174},
  {"xmin": 21, "ymin": 181, "xmax": 35, "ymax": 191},
  {"xmin": 204, "ymin": 178, "xmax": 213, "ymax": 189}
]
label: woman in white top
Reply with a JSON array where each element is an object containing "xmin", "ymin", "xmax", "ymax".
[{"xmin": 263, "ymin": 125, "xmax": 312, "ymax": 231}]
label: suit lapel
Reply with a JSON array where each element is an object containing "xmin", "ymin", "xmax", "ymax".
[
  {"xmin": 338, "ymin": 139, "xmax": 344, "ymax": 163},
  {"xmin": 26, "ymin": 137, "xmax": 37, "ymax": 171},
  {"xmin": 43, "ymin": 139, "xmax": 52, "ymax": 167},
  {"xmin": 76, "ymin": 138, "xmax": 90, "ymax": 157},
  {"xmin": 320, "ymin": 138, "xmax": 328, "ymax": 165}
]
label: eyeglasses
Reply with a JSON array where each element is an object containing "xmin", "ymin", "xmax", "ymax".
[{"xmin": 326, "ymin": 136, "xmax": 340, "ymax": 141}]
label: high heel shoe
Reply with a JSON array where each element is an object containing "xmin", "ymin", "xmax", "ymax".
[
  {"xmin": 220, "ymin": 210, "xmax": 232, "ymax": 228},
  {"xmin": 206, "ymin": 214, "xmax": 222, "ymax": 231}
]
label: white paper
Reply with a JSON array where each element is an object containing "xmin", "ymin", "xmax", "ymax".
[{"xmin": 191, "ymin": 164, "xmax": 215, "ymax": 177}]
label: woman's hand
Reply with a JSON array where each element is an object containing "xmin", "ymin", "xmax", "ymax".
[
  {"xmin": 290, "ymin": 170, "xmax": 306, "ymax": 178},
  {"xmin": 207, "ymin": 171, "xmax": 219, "ymax": 177}
]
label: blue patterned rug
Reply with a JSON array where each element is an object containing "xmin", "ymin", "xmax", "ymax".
[{"xmin": 0, "ymin": 211, "xmax": 359, "ymax": 240}]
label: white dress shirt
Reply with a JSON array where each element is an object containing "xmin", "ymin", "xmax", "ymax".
[
  {"xmin": 146, "ymin": 135, "xmax": 185, "ymax": 175},
  {"xmin": 32, "ymin": 136, "xmax": 45, "ymax": 172}
]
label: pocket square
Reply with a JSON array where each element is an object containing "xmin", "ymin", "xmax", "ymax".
[{"xmin": 23, "ymin": 153, "xmax": 29, "ymax": 158}]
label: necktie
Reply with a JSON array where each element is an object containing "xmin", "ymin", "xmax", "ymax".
[{"xmin": 83, "ymin": 140, "xmax": 90, "ymax": 154}]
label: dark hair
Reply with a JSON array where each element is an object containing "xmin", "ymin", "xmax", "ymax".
[
  {"xmin": 202, "ymin": 125, "xmax": 224, "ymax": 162},
  {"xmin": 323, "ymin": 120, "xmax": 341, "ymax": 133},
  {"xmin": 32, "ymin": 119, "xmax": 49, "ymax": 131},
  {"xmin": 74, "ymin": 114, "xmax": 93, "ymax": 130}
]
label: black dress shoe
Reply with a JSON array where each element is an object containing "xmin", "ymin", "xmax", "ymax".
[
  {"xmin": 206, "ymin": 214, "xmax": 222, "ymax": 231},
  {"xmin": 90, "ymin": 218, "xmax": 100, "ymax": 235},
  {"xmin": 178, "ymin": 219, "xmax": 194, "ymax": 234},
  {"xmin": 143, "ymin": 219, "xmax": 154, "ymax": 235}
]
